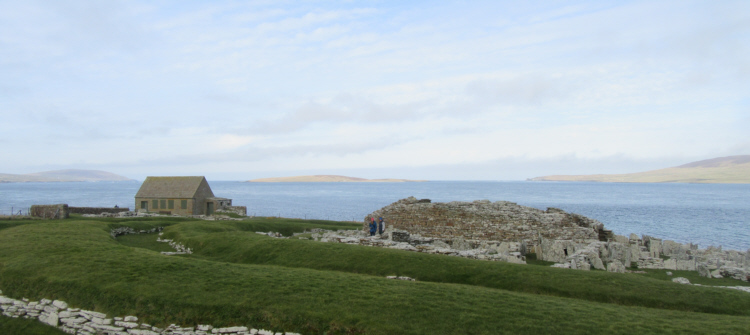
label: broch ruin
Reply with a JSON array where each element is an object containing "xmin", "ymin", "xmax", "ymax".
[{"xmin": 316, "ymin": 197, "xmax": 748, "ymax": 282}]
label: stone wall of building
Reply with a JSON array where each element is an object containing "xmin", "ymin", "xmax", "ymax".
[
  {"xmin": 366, "ymin": 197, "xmax": 612, "ymax": 248},
  {"xmin": 69, "ymin": 207, "xmax": 130, "ymax": 215},
  {"xmin": 29, "ymin": 204, "xmax": 69, "ymax": 219},
  {"xmin": 217, "ymin": 206, "xmax": 247, "ymax": 216}
]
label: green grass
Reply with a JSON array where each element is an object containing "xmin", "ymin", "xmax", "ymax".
[
  {"xmin": 0, "ymin": 317, "xmax": 67, "ymax": 335},
  {"xmin": 216, "ymin": 212, "xmax": 245, "ymax": 218},
  {"xmin": 634, "ymin": 269, "xmax": 750, "ymax": 287},
  {"xmin": 116, "ymin": 233, "xmax": 176, "ymax": 253},
  {"xmin": 525, "ymin": 252, "xmax": 556, "ymax": 266},
  {"xmin": 165, "ymin": 221, "xmax": 750, "ymax": 317},
  {"xmin": 1, "ymin": 217, "xmax": 749, "ymax": 335}
]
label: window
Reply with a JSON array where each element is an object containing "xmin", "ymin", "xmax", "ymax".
[
  {"xmin": 140, "ymin": 201, "xmax": 147, "ymax": 209},
  {"xmin": 160, "ymin": 199, "xmax": 166, "ymax": 209},
  {"xmin": 168, "ymin": 200, "xmax": 174, "ymax": 209},
  {"xmin": 181, "ymin": 200, "xmax": 188, "ymax": 209},
  {"xmin": 152, "ymin": 199, "xmax": 158, "ymax": 209}
]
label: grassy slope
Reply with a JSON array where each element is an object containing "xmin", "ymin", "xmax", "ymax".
[
  {"xmin": 0, "ymin": 219, "xmax": 748, "ymax": 334},
  {"xmin": 164, "ymin": 221, "xmax": 750, "ymax": 316},
  {"xmin": 0, "ymin": 317, "xmax": 67, "ymax": 335}
]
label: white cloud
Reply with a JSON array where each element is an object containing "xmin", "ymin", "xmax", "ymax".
[{"xmin": 0, "ymin": 0, "xmax": 748, "ymax": 179}]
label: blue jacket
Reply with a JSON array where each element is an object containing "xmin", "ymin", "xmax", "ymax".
[{"xmin": 369, "ymin": 221, "xmax": 377, "ymax": 232}]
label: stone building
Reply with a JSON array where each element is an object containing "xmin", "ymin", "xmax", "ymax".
[{"xmin": 134, "ymin": 176, "xmax": 235, "ymax": 216}]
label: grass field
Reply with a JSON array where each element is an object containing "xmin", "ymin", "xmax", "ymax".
[{"xmin": 1, "ymin": 217, "xmax": 749, "ymax": 334}]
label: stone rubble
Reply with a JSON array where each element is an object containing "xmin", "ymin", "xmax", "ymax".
[
  {"xmin": 365, "ymin": 197, "xmax": 613, "ymax": 249},
  {"xmin": 386, "ymin": 276, "xmax": 416, "ymax": 281},
  {"xmin": 360, "ymin": 197, "xmax": 749, "ymax": 284},
  {"xmin": 109, "ymin": 227, "xmax": 192, "ymax": 255},
  {"xmin": 110, "ymin": 227, "xmax": 164, "ymax": 239},
  {"xmin": 157, "ymin": 233, "xmax": 193, "ymax": 255},
  {"xmin": 0, "ymin": 290, "xmax": 299, "ymax": 335},
  {"xmin": 538, "ymin": 234, "xmax": 749, "ymax": 283},
  {"xmin": 290, "ymin": 229, "xmax": 527, "ymax": 264}
]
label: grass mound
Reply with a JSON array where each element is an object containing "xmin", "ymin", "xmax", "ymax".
[{"xmin": 1, "ymin": 218, "xmax": 749, "ymax": 334}]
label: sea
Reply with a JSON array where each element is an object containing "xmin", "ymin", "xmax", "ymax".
[{"xmin": 1, "ymin": 181, "xmax": 748, "ymax": 251}]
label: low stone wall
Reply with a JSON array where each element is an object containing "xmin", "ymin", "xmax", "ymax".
[
  {"xmin": 216, "ymin": 206, "xmax": 247, "ymax": 216},
  {"xmin": 30, "ymin": 204, "xmax": 69, "ymax": 219},
  {"xmin": 69, "ymin": 207, "xmax": 130, "ymax": 215},
  {"xmin": 285, "ymin": 229, "xmax": 527, "ymax": 264},
  {"xmin": 0, "ymin": 289, "xmax": 299, "ymax": 335}
]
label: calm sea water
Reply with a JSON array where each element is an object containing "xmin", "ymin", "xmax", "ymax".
[{"xmin": 1, "ymin": 181, "xmax": 748, "ymax": 250}]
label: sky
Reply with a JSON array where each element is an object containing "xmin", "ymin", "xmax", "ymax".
[{"xmin": 1, "ymin": 0, "xmax": 748, "ymax": 181}]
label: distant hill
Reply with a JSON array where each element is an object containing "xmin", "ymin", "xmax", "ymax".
[
  {"xmin": 0, "ymin": 169, "xmax": 134, "ymax": 183},
  {"xmin": 246, "ymin": 175, "xmax": 427, "ymax": 183},
  {"xmin": 529, "ymin": 155, "xmax": 750, "ymax": 184}
]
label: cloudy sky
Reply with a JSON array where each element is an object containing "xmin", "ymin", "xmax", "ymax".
[{"xmin": 1, "ymin": 0, "xmax": 748, "ymax": 181}]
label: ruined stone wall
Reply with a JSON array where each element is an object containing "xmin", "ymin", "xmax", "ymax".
[
  {"xmin": 29, "ymin": 204, "xmax": 69, "ymax": 219},
  {"xmin": 69, "ymin": 207, "xmax": 130, "ymax": 215},
  {"xmin": 217, "ymin": 206, "xmax": 247, "ymax": 216},
  {"xmin": 366, "ymin": 197, "xmax": 608, "ymax": 247}
]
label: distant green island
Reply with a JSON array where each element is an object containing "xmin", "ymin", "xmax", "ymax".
[
  {"xmin": 0, "ymin": 169, "xmax": 133, "ymax": 183},
  {"xmin": 530, "ymin": 155, "xmax": 750, "ymax": 184},
  {"xmin": 246, "ymin": 175, "xmax": 427, "ymax": 182}
]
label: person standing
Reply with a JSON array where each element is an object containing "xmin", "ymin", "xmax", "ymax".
[
  {"xmin": 378, "ymin": 217, "xmax": 385, "ymax": 235},
  {"xmin": 369, "ymin": 217, "xmax": 377, "ymax": 236}
]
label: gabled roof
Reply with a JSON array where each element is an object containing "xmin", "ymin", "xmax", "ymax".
[{"xmin": 135, "ymin": 176, "xmax": 214, "ymax": 198}]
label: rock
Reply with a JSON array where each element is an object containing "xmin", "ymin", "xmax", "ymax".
[
  {"xmin": 719, "ymin": 267, "xmax": 750, "ymax": 282},
  {"xmin": 672, "ymin": 277, "xmax": 691, "ymax": 284},
  {"xmin": 614, "ymin": 235, "xmax": 629, "ymax": 244},
  {"xmin": 637, "ymin": 257, "xmax": 665, "ymax": 269},
  {"xmin": 710, "ymin": 269, "xmax": 724, "ymax": 279},
  {"xmin": 607, "ymin": 260, "xmax": 626, "ymax": 273},
  {"xmin": 697, "ymin": 264, "xmax": 711, "ymax": 278},
  {"xmin": 386, "ymin": 276, "xmax": 416, "ymax": 281},
  {"xmin": 52, "ymin": 300, "xmax": 68, "ymax": 309},
  {"xmin": 45, "ymin": 312, "xmax": 59, "ymax": 326},
  {"xmin": 666, "ymin": 271, "xmax": 673, "ymax": 276}
]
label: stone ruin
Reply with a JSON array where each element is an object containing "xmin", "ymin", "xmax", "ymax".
[
  {"xmin": 30, "ymin": 204, "xmax": 69, "ymax": 219},
  {"xmin": 365, "ymin": 196, "xmax": 613, "ymax": 249},
  {"xmin": 290, "ymin": 228, "xmax": 527, "ymax": 264},
  {"xmin": 540, "ymin": 233, "xmax": 750, "ymax": 281},
  {"xmin": 360, "ymin": 197, "xmax": 749, "ymax": 282}
]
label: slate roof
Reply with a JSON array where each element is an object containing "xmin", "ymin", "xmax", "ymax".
[{"xmin": 135, "ymin": 176, "xmax": 214, "ymax": 198}]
